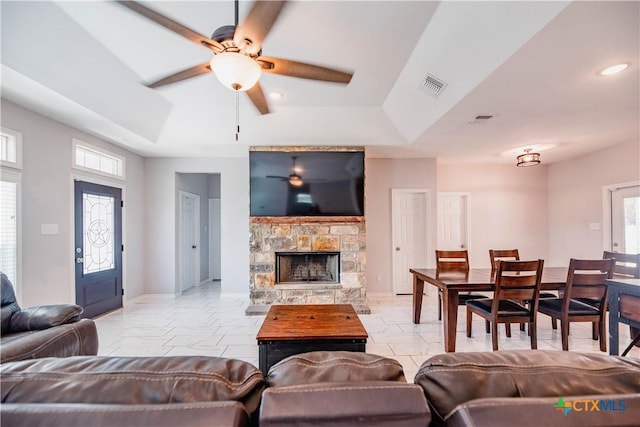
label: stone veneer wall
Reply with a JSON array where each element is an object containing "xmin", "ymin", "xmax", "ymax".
[{"xmin": 248, "ymin": 217, "xmax": 368, "ymax": 313}]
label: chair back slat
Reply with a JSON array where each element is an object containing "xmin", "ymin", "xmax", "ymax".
[
  {"xmin": 494, "ymin": 260, "xmax": 544, "ymax": 303},
  {"xmin": 603, "ymin": 251, "xmax": 640, "ymax": 278},
  {"xmin": 563, "ymin": 258, "xmax": 615, "ymax": 305},
  {"xmin": 436, "ymin": 250, "xmax": 469, "ymax": 274},
  {"xmin": 489, "ymin": 249, "xmax": 519, "ymax": 274}
]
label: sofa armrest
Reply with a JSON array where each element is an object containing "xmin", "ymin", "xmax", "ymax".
[
  {"xmin": 9, "ymin": 304, "xmax": 83, "ymax": 332},
  {"xmin": 0, "ymin": 401, "xmax": 248, "ymax": 427},
  {"xmin": 0, "ymin": 318, "xmax": 98, "ymax": 363},
  {"xmin": 446, "ymin": 394, "xmax": 640, "ymax": 427},
  {"xmin": 259, "ymin": 381, "xmax": 431, "ymax": 427}
]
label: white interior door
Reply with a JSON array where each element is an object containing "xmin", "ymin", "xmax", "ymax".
[
  {"xmin": 437, "ymin": 193, "xmax": 469, "ymax": 251},
  {"xmin": 180, "ymin": 192, "xmax": 200, "ymax": 292},
  {"xmin": 392, "ymin": 189, "xmax": 429, "ymax": 294},
  {"xmin": 208, "ymin": 198, "xmax": 221, "ymax": 280},
  {"xmin": 611, "ymin": 185, "xmax": 640, "ymax": 254}
]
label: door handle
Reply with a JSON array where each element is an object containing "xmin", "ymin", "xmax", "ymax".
[
  {"xmin": 192, "ymin": 245, "xmax": 197, "ymax": 249},
  {"xmin": 395, "ymin": 247, "xmax": 400, "ymax": 251},
  {"xmin": 75, "ymin": 257, "xmax": 84, "ymax": 264}
]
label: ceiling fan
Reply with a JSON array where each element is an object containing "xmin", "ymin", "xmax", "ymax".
[
  {"xmin": 117, "ymin": 0, "xmax": 354, "ymax": 115},
  {"xmin": 266, "ymin": 156, "xmax": 322, "ymax": 187}
]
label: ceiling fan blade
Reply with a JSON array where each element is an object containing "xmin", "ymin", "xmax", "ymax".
[
  {"xmin": 246, "ymin": 82, "xmax": 270, "ymax": 115},
  {"xmin": 146, "ymin": 62, "xmax": 212, "ymax": 88},
  {"xmin": 258, "ymin": 57, "xmax": 353, "ymax": 84},
  {"xmin": 117, "ymin": 1, "xmax": 224, "ymax": 53},
  {"xmin": 234, "ymin": 0, "xmax": 287, "ymax": 55}
]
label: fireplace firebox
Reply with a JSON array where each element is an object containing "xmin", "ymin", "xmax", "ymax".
[{"xmin": 276, "ymin": 252, "xmax": 340, "ymax": 284}]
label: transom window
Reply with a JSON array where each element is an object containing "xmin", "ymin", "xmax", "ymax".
[
  {"xmin": 1, "ymin": 127, "xmax": 22, "ymax": 169},
  {"xmin": 73, "ymin": 139, "xmax": 125, "ymax": 179}
]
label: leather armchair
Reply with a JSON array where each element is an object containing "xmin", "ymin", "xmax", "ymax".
[{"xmin": 0, "ymin": 272, "xmax": 98, "ymax": 362}]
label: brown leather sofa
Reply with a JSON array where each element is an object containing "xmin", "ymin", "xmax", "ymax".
[
  {"xmin": 0, "ymin": 355, "xmax": 265, "ymax": 427},
  {"xmin": 415, "ymin": 350, "xmax": 640, "ymax": 426},
  {"xmin": 0, "ymin": 273, "xmax": 98, "ymax": 362},
  {"xmin": 2, "ymin": 349, "xmax": 639, "ymax": 427}
]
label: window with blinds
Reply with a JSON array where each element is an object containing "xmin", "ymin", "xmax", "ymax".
[{"xmin": 0, "ymin": 181, "xmax": 18, "ymax": 286}]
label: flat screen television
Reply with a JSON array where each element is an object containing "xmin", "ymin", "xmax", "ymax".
[{"xmin": 250, "ymin": 151, "xmax": 364, "ymax": 216}]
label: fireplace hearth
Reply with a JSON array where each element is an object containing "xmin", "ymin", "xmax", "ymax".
[{"xmin": 276, "ymin": 252, "xmax": 340, "ymax": 284}]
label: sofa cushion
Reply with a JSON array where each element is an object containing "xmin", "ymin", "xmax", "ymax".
[
  {"xmin": 9, "ymin": 305, "xmax": 83, "ymax": 332},
  {"xmin": 414, "ymin": 350, "xmax": 640, "ymax": 421},
  {"xmin": 259, "ymin": 381, "xmax": 430, "ymax": 427},
  {"xmin": 0, "ymin": 401, "xmax": 248, "ymax": 427},
  {"xmin": 266, "ymin": 351, "xmax": 406, "ymax": 387},
  {"xmin": 445, "ymin": 394, "xmax": 640, "ymax": 427},
  {"xmin": 0, "ymin": 355, "xmax": 265, "ymax": 414}
]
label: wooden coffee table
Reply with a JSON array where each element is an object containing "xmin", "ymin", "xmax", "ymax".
[{"xmin": 256, "ymin": 304, "xmax": 368, "ymax": 374}]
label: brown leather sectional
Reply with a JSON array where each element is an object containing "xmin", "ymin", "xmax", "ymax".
[{"xmin": 1, "ymin": 349, "xmax": 639, "ymax": 427}]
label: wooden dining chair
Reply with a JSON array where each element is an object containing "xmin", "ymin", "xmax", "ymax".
[
  {"xmin": 603, "ymin": 251, "xmax": 640, "ymax": 278},
  {"xmin": 538, "ymin": 258, "xmax": 615, "ymax": 352},
  {"xmin": 489, "ymin": 249, "xmax": 520, "ymax": 275},
  {"xmin": 603, "ymin": 251, "xmax": 640, "ymax": 346},
  {"xmin": 490, "ymin": 249, "xmax": 556, "ymax": 334},
  {"xmin": 435, "ymin": 250, "xmax": 488, "ymax": 321},
  {"xmin": 572, "ymin": 252, "xmax": 640, "ymax": 340},
  {"xmin": 466, "ymin": 259, "xmax": 544, "ymax": 351}
]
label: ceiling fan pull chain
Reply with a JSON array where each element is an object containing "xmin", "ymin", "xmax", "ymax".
[{"xmin": 235, "ymin": 90, "xmax": 240, "ymax": 141}]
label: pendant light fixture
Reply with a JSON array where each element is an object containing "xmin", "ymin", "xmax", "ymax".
[{"xmin": 516, "ymin": 149, "xmax": 541, "ymax": 167}]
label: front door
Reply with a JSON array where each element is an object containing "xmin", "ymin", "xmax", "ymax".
[{"xmin": 74, "ymin": 181, "xmax": 122, "ymax": 318}]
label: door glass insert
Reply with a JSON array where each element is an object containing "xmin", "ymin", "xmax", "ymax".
[
  {"xmin": 611, "ymin": 186, "xmax": 640, "ymax": 255},
  {"xmin": 83, "ymin": 193, "xmax": 115, "ymax": 274}
]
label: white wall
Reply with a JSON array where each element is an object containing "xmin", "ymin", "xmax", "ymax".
[
  {"xmin": 144, "ymin": 156, "xmax": 249, "ymax": 296},
  {"xmin": 365, "ymin": 157, "xmax": 438, "ymax": 293},
  {"xmin": 547, "ymin": 140, "xmax": 640, "ymax": 265},
  {"xmin": 437, "ymin": 163, "xmax": 549, "ymax": 266},
  {"xmin": 0, "ymin": 100, "xmax": 145, "ymax": 307}
]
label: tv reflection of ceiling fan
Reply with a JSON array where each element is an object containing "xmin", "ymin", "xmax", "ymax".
[
  {"xmin": 266, "ymin": 156, "xmax": 324, "ymax": 187},
  {"xmin": 116, "ymin": 0, "xmax": 353, "ymax": 115}
]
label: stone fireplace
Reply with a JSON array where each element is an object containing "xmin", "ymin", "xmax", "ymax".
[{"xmin": 247, "ymin": 217, "xmax": 369, "ymax": 314}]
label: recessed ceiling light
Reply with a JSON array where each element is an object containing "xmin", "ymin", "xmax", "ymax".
[
  {"xmin": 268, "ymin": 92, "xmax": 283, "ymax": 100},
  {"xmin": 599, "ymin": 63, "xmax": 629, "ymax": 76}
]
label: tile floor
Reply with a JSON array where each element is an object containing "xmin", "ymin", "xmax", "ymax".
[{"xmin": 95, "ymin": 280, "xmax": 639, "ymax": 381}]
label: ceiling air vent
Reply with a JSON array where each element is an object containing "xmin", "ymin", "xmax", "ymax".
[{"xmin": 420, "ymin": 73, "xmax": 447, "ymax": 97}]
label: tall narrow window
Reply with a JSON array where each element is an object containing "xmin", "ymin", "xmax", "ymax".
[{"xmin": 0, "ymin": 180, "xmax": 18, "ymax": 286}]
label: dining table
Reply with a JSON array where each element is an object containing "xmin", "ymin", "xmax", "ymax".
[{"xmin": 410, "ymin": 267, "xmax": 568, "ymax": 352}]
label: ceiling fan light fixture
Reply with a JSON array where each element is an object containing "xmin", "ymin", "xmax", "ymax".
[
  {"xmin": 516, "ymin": 149, "xmax": 541, "ymax": 167},
  {"xmin": 289, "ymin": 175, "xmax": 303, "ymax": 187},
  {"xmin": 210, "ymin": 52, "xmax": 262, "ymax": 91}
]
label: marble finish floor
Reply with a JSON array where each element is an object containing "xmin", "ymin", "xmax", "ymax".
[{"xmin": 95, "ymin": 281, "xmax": 639, "ymax": 381}]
